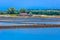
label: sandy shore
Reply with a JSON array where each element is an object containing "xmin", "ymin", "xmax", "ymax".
[
  {"xmin": 32, "ymin": 15, "xmax": 60, "ymax": 18},
  {"xmin": 0, "ymin": 15, "xmax": 60, "ymax": 18}
]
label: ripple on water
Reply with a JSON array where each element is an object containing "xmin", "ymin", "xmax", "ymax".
[{"xmin": 0, "ymin": 28, "xmax": 60, "ymax": 40}]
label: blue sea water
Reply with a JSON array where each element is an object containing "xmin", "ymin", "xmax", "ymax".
[
  {"xmin": 0, "ymin": 22, "xmax": 60, "ymax": 40},
  {"xmin": 0, "ymin": 28, "xmax": 60, "ymax": 40},
  {"xmin": 0, "ymin": 21, "xmax": 60, "ymax": 40}
]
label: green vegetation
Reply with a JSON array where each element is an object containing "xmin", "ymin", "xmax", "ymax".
[
  {"xmin": 7, "ymin": 8, "xmax": 19, "ymax": 14},
  {"xmin": 0, "ymin": 8, "xmax": 60, "ymax": 15},
  {"xmin": 19, "ymin": 8, "xmax": 27, "ymax": 13},
  {"xmin": 30, "ymin": 10, "xmax": 60, "ymax": 15}
]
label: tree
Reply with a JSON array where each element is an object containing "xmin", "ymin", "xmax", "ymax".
[
  {"xmin": 0, "ymin": 11, "xmax": 3, "ymax": 15},
  {"xmin": 19, "ymin": 8, "xmax": 27, "ymax": 13},
  {"xmin": 7, "ymin": 8, "xmax": 16, "ymax": 14},
  {"xmin": 29, "ymin": 12, "xmax": 32, "ymax": 15}
]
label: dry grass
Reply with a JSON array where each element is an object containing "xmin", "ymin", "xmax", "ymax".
[{"xmin": 0, "ymin": 14, "xmax": 60, "ymax": 18}]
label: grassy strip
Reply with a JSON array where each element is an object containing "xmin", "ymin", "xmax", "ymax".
[{"xmin": 0, "ymin": 14, "xmax": 60, "ymax": 18}]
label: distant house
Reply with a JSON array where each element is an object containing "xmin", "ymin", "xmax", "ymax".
[{"xmin": 19, "ymin": 13, "xmax": 32, "ymax": 16}]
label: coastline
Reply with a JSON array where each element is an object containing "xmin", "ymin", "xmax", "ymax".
[
  {"xmin": 0, "ymin": 24, "xmax": 60, "ymax": 29},
  {"xmin": 0, "ymin": 15, "xmax": 60, "ymax": 18},
  {"xmin": 0, "ymin": 15, "xmax": 60, "ymax": 29}
]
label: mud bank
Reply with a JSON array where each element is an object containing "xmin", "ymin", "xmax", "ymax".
[{"xmin": 0, "ymin": 24, "xmax": 60, "ymax": 29}]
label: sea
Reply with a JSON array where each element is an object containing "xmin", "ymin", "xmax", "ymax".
[
  {"xmin": 0, "ymin": 28, "xmax": 60, "ymax": 40},
  {"xmin": 0, "ymin": 18, "xmax": 60, "ymax": 40}
]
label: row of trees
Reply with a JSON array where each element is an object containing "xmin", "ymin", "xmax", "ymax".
[
  {"xmin": 0, "ymin": 8, "xmax": 60, "ymax": 15},
  {"xmin": 30, "ymin": 10, "xmax": 60, "ymax": 15},
  {"xmin": 0, "ymin": 8, "xmax": 27, "ymax": 15}
]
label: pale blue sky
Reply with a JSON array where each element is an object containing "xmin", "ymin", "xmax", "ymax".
[{"xmin": 0, "ymin": 0, "xmax": 60, "ymax": 10}]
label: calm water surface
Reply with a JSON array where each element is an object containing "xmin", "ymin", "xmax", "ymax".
[
  {"xmin": 0, "ymin": 18, "xmax": 60, "ymax": 40},
  {"xmin": 0, "ymin": 28, "xmax": 60, "ymax": 40}
]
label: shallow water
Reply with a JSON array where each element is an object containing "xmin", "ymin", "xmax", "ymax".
[
  {"xmin": 1, "ymin": 18, "xmax": 60, "ymax": 26},
  {"xmin": 0, "ymin": 22, "xmax": 60, "ymax": 26},
  {"xmin": 0, "ymin": 28, "xmax": 60, "ymax": 40}
]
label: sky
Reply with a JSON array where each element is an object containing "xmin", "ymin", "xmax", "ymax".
[{"xmin": 0, "ymin": 0, "xmax": 60, "ymax": 10}]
